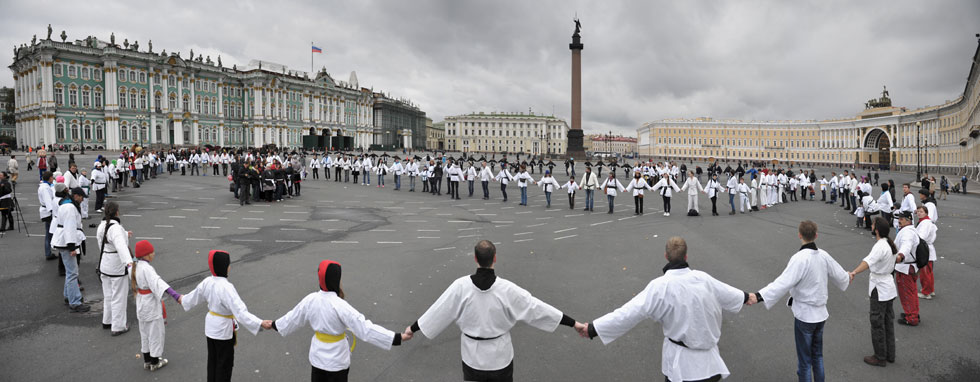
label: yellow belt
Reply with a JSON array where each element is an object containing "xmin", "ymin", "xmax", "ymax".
[
  {"xmin": 315, "ymin": 331, "xmax": 356, "ymax": 352},
  {"xmin": 209, "ymin": 311, "xmax": 234, "ymax": 320}
]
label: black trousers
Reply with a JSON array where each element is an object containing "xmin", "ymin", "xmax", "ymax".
[
  {"xmin": 95, "ymin": 188, "xmax": 106, "ymax": 211},
  {"xmin": 500, "ymin": 184, "xmax": 508, "ymax": 201},
  {"xmin": 568, "ymin": 192, "xmax": 575, "ymax": 209},
  {"xmin": 222, "ymin": 164, "xmax": 228, "ymax": 176},
  {"xmin": 468, "ymin": 180, "xmax": 474, "ymax": 197},
  {"xmin": 662, "ymin": 195, "xmax": 671, "ymax": 213},
  {"xmin": 710, "ymin": 196, "xmax": 717, "ymax": 214},
  {"xmin": 482, "ymin": 181, "xmax": 490, "ymax": 199},
  {"xmin": 452, "ymin": 181, "xmax": 460, "ymax": 199},
  {"xmin": 239, "ymin": 183, "xmax": 250, "ymax": 204},
  {"xmin": 312, "ymin": 366, "xmax": 350, "ymax": 382},
  {"xmin": 1, "ymin": 208, "xmax": 13, "ymax": 229},
  {"xmin": 312, "ymin": 168, "xmax": 319, "ymax": 179},
  {"xmin": 335, "ymin": 168, "xmax": 342, "ymax": 181},
  {"xmin": 869, "ymin": 288, "xmax": 896, "ymax": 362},
  {"xmin": 634, "ymin": 195, "xmax": 643, "ymax": 213},
  {"xmin": 463, "ymin": 361, "xmax": 513, "ymax": 382},
  {"xmin": 207, "ymin": 335, "xmax": 235, "ymax": 382}
]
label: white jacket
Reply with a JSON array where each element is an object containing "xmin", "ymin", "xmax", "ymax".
[{"xmin": 680, "ymin": 177, "xmax": 703, "ymax": 196}]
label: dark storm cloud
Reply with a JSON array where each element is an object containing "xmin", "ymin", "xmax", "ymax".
[{"xmin": 3, "ymin": 0, "xmax": 978, "ymax": 136}]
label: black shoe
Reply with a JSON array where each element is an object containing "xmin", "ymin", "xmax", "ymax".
[
  {"xmin": 103, "ymin": 324, "xmax": 111, "ymax": 330},
  {"xmin": 46, "ymin": 256, "xmax": 58, "ymax": 261},
  {"xmin": 69, "ymin": 304, "xmax": 91, "ymax": 313},
  {"xmin": 111, "ymin": 327, "xmax": 130, "ymax": 336},
  {"xmin": 897, "ymin": 318, "xmax": 918, "ymax": 326}
]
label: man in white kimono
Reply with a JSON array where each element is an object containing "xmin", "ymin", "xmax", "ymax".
[
  {"xmin": 580, "ymin": 236, "xmax": 753, "ymax": 382},
  {"xmin": 406, "ymin": 240, "xmax": 585, "ymax": 381},
  {"xmin": 752, "ymin": 221, "xmax": 850, "ymax": 382}
]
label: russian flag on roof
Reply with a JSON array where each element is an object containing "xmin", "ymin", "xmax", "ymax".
[{"xmin": 312, "ymin": 45, "xmax": 322, "ymax": 53}]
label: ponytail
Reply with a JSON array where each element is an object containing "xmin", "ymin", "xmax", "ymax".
[
  {"xmin": 130, "ymin": 261, "xmax": 139, "ymax": 297},
  {"xmin": 872, "ymin": 216, "xmax": 898, "ymax": 254}
]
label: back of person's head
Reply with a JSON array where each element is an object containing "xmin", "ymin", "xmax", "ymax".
[
  {"xmin": 798, "ymin": 220, "xmax": 817, "ymax": 243},
  {"xmin": 475, "ymin": 240, "xmax": 496, "ymax": 268},
  {"xmin": 665, "ymin": 237, "xmax": 687, "ymax": 263}
]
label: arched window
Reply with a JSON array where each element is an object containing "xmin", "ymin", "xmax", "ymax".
[
  {"xmin": 131, "ymin": 125, "xmax": 138, "ymax": 142},
  {"xmin": 119, "ymin": 87, "xmax": 127, "ymax": 108},
  {"xmin": 139, "ymin": 91, "xmax": 147, "ymax": 110},
  {"xmin": 96, "ymin": 123, "xmax": 105, "ymax": 141},
  {"xmin": 210, "ymin": 97, "xmax": 216, "ymax": 115},
  {"xmin": 94, "ymin": 87, "xmax": 103, "ymax": 109},
  {"xmin": 183, "ymin": 125, "xmax": 190, "ymax": 142},
  {"xmin": 68, "ymin": 86, "xmax": 78, "ymax": 107},
  {"xmin": 120, "ymin": 123, "xmax": 129, "ymax": 141},
  {"xmin": 119, "ymin": 70, "xmax": 126, "ymax": 82},
  {"xmin": 183, "ymin": 95, "xmax": 189, "ymax": 111},
  {"xmin": 196, "ymin": 96, "xmax": 202, "ymax": 113},
  {"xmin": 154, "ymin": 92, "xmax": 161, "ymax": 111},
  {"xmin": 140, "ymin": 125, "xmax": 148, "ymax": 143},
  {"xmin": 155, "ymin": 125, "xmax": 162, "ymax": 143},
  {"xmin": 54, "ymin": 85, "xmax": 64, "ymax": 106},
  {"xmin": 130, "ymin": 90, "xmax": 137, "ymax": 110},
  {"xmin": 129, "ymin": 70, "xmax": 136, "ymax": 82},
  {"xmin": 81, "ymin": 86, "xmax": 90, "ymax": 108},
  {"xmin": 94, "ymin": 69, "xmax": 102, "ymax": 81},
  {"xmin": 70, "ymin": 123, "xmax": 79, "ymax": 141},
  {"xmin": 56, "ymin": 122, "xmax": 65, "ymax": 140},
  {"xmin": 83, "ymin": 123, "xmax": 92, "ymax": 141},
  {"xmin": 168, "ymin": 75, "xmax": 176, "ymax": 87}
]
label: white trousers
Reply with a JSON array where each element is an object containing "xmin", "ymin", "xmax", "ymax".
[
  {"xmin": 80, "ymin": 198, "xmax": 89, "ymax": 219},
  {"xmin": 777, "ymin": 185, "xmax": 785, "ymax": 203},
  {"xmin": 687, "ymin": 194, "xmax": 699, "ymax": 212},
  {"xmin": 769, "ymin": 188, "xmax": 777, "ymax": 205},
  {"xmin": 139, "ymin": 318, "xmax": 166, "ymax": 357},
  {"xmin": 750, "ymin": 189, "xmax": 757, "ymax": 207},
  {"xmin": 101, "ymin": 274, "xmax": 129, "ymax": 331},
  {"xmin": 740, "ymin": 194, "xmax": 750, "ymax": 212}
]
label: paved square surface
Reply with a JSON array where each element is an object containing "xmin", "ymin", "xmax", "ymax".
[{"xmin": 1, "ymin": 153, "xmax": 979, "ymax": 381}]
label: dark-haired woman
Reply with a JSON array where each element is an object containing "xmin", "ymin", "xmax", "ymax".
[
  {"xmin": 264, "ymin": 260, "xmax": 412, "ymax": 381},
  {"xmin": 180, "ymin": 250, "xmax": 266, "ymax": 382},
  {"xmin": 97, "ymin": 201, "xmax": 134, "ymax": 335},
  {"xmin": 848, "ymin": 217, "xmax": 899, "ymax": 367}
]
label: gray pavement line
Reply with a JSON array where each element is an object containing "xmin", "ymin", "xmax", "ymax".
[
  {"xmin": 181, "ymin": 208, "xmax": 199, "ymax": 211},
  {"xmin": 418, "ymin": 236, "xmax": 441, "ymax": 239},
  {"xmin": 555, "ymin": 234, "xmax": 578, "ymax": 240},
  {"xmin": 224, "ymin": 203, "xmax": 239, "ymax": 206},
  {"xmin": 122, "ymin": 214, "xmax": 142, "ymax": 217},
  {"xmin": 514, "ymin": 232, "xmax": 533, "ymax": 236},
  {"xmin": 238, "ymin": 227, "xmax": 260, "ymax": 230},
  {"xmin": 279, "ymin": 218, "xmax": 305, "ymax": 221},
  {"xmin": 280, "ymin": 228, "xmax": 306, "ymax": 231},
  {"xmin": 495, "ymin": 225, "xmax": 511, "ymax": 228},
  {"xmin": 436, "ymin": 213, "xmax": 452, "ymax": 216},
  {"xmin": 447, "ymin": 220, "xmax": 471, "ymax": 223},
  {"xmin": 331, "ymin": 241, "xmax": 359, "ymax": 244},
  {"xmin": 197, "ymin": 197, "xmax": 215, "ymax": 200},
  {"xmin": 283, "ymin": 211, "xmax": 308, "ymax": 214},
  {"xmin": 169, "ymin": 215, "xmax": 186, "ymax": 218},
  {"xmin": 209, "ymin": 217, "xmax": 228, "ymax": 220},
  {"xmin": 491, "ymin": 221, "xmax": 514, "ymax": 224},
  {"xmin": 243, "ymin": 217, "xmax": 264, "ymax": 220},
  {"xmin": 137, "ymin": 207, "xmax": 154, "ymax": 210},
  {"xmin": 201, "ymin": 226, "xmax": 221, "ymax": 229},
  {"xmin": 459, "ymin": 234, "xmax": 479, "ymax": 238},
  {"xmin": 516, "ymin": 211, "xmax": 532, "ymax": 214},
  {"xmin": 502, "ymin": 206, "xmax": 515, "ymax": 209},
  {"xmin": 554, "ymin": 227, "xmax": 577, "ymax": 233},
  {"xmin": 454, "ymin": 204, "xmax": 470, "ymax": 207},
  {"xmin": 321, "ymin": 219, "xmax": 339, "ymax": 222},
  {"xmin": 247, "ymin": 210, "xmax": 265, "ymax": 213},
  {"xmin": 536, "ymin": 217, "xmax": 554, "ymax": 220},
  {"xmin": 151, "ymin": 201, "xmax": 168, "ymax": 204},
  {"xmin": 591, "ymin": 220, "xmax": 613, "ymax": 226},
  {"xmin": 514, "ymin": 238, "xmax": 534, "ymax": 243},
  {"xmin": 370, "ymin": 229, "xmax": 396, "ymax": 232},
  {"xmin": 231, "ymin": 239, "xmax": 262, "ymax": 242},
  {"xmin": 469, "ymin": 208, "xmax": 485, "ymax": 211},
  {"xmin": 418, "ymin": 229, "xmax": 440, "ymax": 232},
  {"xmin": 433, "ymin": 247, "xmax": 455, "ymax": 251},
  {"xmin": 406, "ymin": 220, "xmax": 428, "ymax": 222},
  {"xmin": 618, "ymin": 216, "xmax": 637, "ymax": 221},
  {"xmin": 377, "ymin": 241, "xmax": 403, "ymax": 244},
  {"xmin": 527, "ymin": 223, "xmax": 547, "ymax": 227},
  {"xmin": 275, "ymin": 240, "xmax": 305, "ymax": 243},
  {"xmin": 458, "ymin": 227, "xmax": 480, "ymax": 231},
  {"xmin": 283, "ymin": 205, "xmax": 304, "ymax": 208},
  {"xmin": 476, "ymin": 213, "xmax": 497, "ymax": 216},
  {"xmin": 136, "ymin": 236, "xmax": 164, "ymax": 240},
  {"xmin": 186, "ymin": 238, "xmax": 211, "ymax": 241},
  {"xmin": 484, "ymin": 202, "xmax": 500, "ymax": 205},
  {"xmin": 154, "ymin": 225, "xmax": 173, "ymax": 228}
]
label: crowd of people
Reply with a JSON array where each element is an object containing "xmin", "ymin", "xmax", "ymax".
[{"xmin": 21, "ymin": 146, "xmax": 954, "ymax": 381}]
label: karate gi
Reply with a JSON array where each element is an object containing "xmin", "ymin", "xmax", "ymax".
[
  {"xmin": 651, "ymin": 176, "xmax": 680, "ymax": 215},
  {"xmin": 479, "ymin": 166, "xmax": 493, "ymax": 199},
  {"xmin": 538, "ymin": 175, "xmax": 562, "ymax": 208},
  {"xmin": 704, "ymin": 178, "xmax": 724, "ymax": 215},
  {"xmin": 758, "ymin": 243, "xmax": 849, "ymax": 381},
  {"xmin": 514, "ymin": 171, "xmax": 534, "ymax": 205},
  {"xmin": 413, "ymin": 268, "xmax": 571, "ymax": 378},
  {"xmin": 863, "ymin": 239, "xmax": 898, "ymax": 362},
  {"xmin": 78, "ymin": 174, "xmax": 91, "ymax": 219},
  {"xmin": 561, "ymin": 180, "xmax": 580, "ymax": 209},
  {"xmin": 916, "ymin": 217, "xmax": 937, "ymax": 297},
  {"xmin": 600, "ymin": 177, "xmax": 627, "ymax": 214},
  {"xmin": 97, "ymin": 218, "xmax": 133, "ymax": 332},
  {"xmin": 133, "ymin": 259, "xmax": 172, "ymax": 362},
  {"xmin": 736, "ymin": 182, "xmax": 751, "ymax": 212},
  {"xmin": 625, "ymin": 177, "xmax": 653, "ymax": 214},
  {"xmin": 591, "ymin": 266, "xmax": 746, "ymax": 382},
  {"xmin": 680, "ymin": 176, "xmax": 703, "ymax": 213}
]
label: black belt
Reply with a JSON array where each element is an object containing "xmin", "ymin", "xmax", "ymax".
[
  {"xmin": 464, "ymin": 333, "xmax": 503, "ymax": 341},
  {"xmin": 669, "ymin": 338, "xmax": 688, "ymax": 348}
]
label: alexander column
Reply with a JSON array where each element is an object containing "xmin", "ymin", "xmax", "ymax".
[{"xmin": 566, "ymin": 18, "xmax": 586, "ymax": 159}]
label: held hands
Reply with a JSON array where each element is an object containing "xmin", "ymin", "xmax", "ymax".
[
  {"xmin": 401, "ymin": 328, "xmax": 414, "ymax": 342},
  {"xmin": 574, "ymin": 322, "xmax": 589, "ymax": 338},
  {"xmin": 746, "ymin": 293, "xmax": 759, "ymax": 306},
  {"xmin": 127, "ymin": 230, "xmax": 133, "ymax": 238},
  {"xmin": 848, "ymin": 272, "xmax": 856, "ymax": 283},
  {"xmin": 260, "ymin": 320, "xmax": 274, "ymax": 330}
]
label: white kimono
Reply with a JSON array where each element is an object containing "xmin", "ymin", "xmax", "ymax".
[
  {"xmin": 181, "ymin": 276, "xmax": 263, "ymax": 340},
  {"xmin": 758, "ymin": 246, "xmax": 849, "ymax": 323},
  {"xmin": 916, "ymin": 218, "xmax": 937, "ymax": 262},
  {"xmin": 97, "ymin": 218, "xmax": 133, "ymax": 331},
  {"xmin": 133, "ymin": 260, "xmax": 172, "ymax": 357},
  {"xmin": 275, "ymin": 291, "xmax": 395, "ymax": 372},
  {"xmin": 538, "ymin": 176, "xmax": 561, "ymax": 193},
  {"xmin": 651, "ymin": 177, "xmax": 680, "ymax": 198},
  {"xmin": 592, "ymin": 268, "xmax": 745, "ymax": 382},
  {"xmin": 416, "ymin": 275, "xmax": 564, "ymax": 371}
]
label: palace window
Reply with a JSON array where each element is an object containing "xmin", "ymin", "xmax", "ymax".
[
  {"xmin": 140, "ymin": 125, "xmax": 148, "ymax": 142},
  {"xmin": 68, "ymin": 66, "xmax": 76, "ymax": 78},
  {"xmin": 168, "ymin": 75, "xmax": 176, "ymax": 87},
  {"xmin": 139, "ymin": 92, "xmax": 147, "ymax": 110},
  {"xmin": 119, "ymin": 70, "xmax": 126, "ymax": 82},
  {"xmin": 131, "ymin": 125, "xmax": 138, "ymax": 142},
  {"xmin": 119, "ymin": 87, "xmax": 127, "ymax": 108},
  {"xmin": 155, "ymin": 125, "xmax": 162, "ymax": 143},
  {"xmin": 183, "ymin": 96, "xmax": 189, "ymax": 111},
  {"xmin": 81, "ymin": 87, "xmax": 90, "ymax": 108},
  {"xmin": 139, "ymin": 72, "xmax": 146, "ymax": 83},
  {"xmin": 169, "ymin": 93, "xmax": 176, "ymax": 110},
  {"xmin": 94, "ymin": 88, "xmax": 102, "ymax": 108},
  {"xmin": 94, "ymin": 69, "xmax": 102, "ymax": 81},
  {"xmin": 56, "ymin": 122, "xmax": 65, "ymax": 140},
  {"xmin": 81, "ymin": 68, "xmax": 90, "ymax": 80},
  {"xmin": 83, "ymin": 123, "xmax": 92, "ymax": 141},
  {"xmin": 68, "ymin": 86, "xmax": 78, "ymax": 107},
  {"xmin": 54, "ymin": 64, "xmax": 63, "ymax": 77},
  {"xmin": 182, "ymin": 78, "xmax": 189, "ymax": 88},
  {"xmin": 96, "ymin": 123, "xmax": 104, "ymax": 141},
  {"xmin": 130, "ymin": 91, "xmax": 137, "ymax": 110},
  {"xmin": 121, "ymin": 124, "xmax": 128, "ymax": 141},
  {"xmin": 196, "ymin": 97, "xmax": 202, "ymax": 113}
]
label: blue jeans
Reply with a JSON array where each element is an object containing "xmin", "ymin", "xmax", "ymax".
[
  {"xmin": 394, "ymin": 174, "xmax": 401, "ymax": 189},
  {"xmin": 607, "ymin": 195, "xmax": 615, "ymax": 213},
  {"xmin": 794, "ymin": 318, "xmax": 825, "ymax": 382},
  {"xmin": 482, "ymin": 181, "xmax": 490, "ymax": 198},
  {"xmin": 520, "ymin": 186, "xmax": 528, "ymax": 205},
  {"xmin": 468, "ymin": 180, "xmax": 474, "ymax": 197},
  {"xmin": 60, "ymin": 249, "xmax": 82, "ymax": 306},
  {"xmin": 545, "ymin": 191, "xmax": 552, "ymax": 207},
  {"xmin": 409, "ymin": 176, "xmax": 416, "ymax": 191},
  {"xmin": 44, "ymin": 219, "xmax": 53, "ymax": 258},
  {"xmin": 586, "ymin": 189, "xmax": 595, "ymax": 210},
  {"xmin": 377, "ymin": 174, "xmax": 384, "ymax": 186},
  {"xmin": 365, "ymin": 172, "xmax": 370, "ymax": 185},
  {"xmin": 501, "ymin": 184, "xmax": 508, "ymax": 201},
  {"xmin": 728, "ymin": 193, "xmax": 736, "ymax": 212}
]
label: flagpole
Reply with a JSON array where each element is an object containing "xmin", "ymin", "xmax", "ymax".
[{"xmin": 311, "ymin": 41, "xmax": 314, "ymax": 75}]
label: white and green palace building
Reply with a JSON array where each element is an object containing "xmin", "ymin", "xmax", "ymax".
[{"xmin": 9, "ymin": 32, "xmax": 416, "ymax": 150}]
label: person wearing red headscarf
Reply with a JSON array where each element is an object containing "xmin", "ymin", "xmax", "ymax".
[
  {"xmin": 180, "ymin": 250, "xmax": 266, "ymax": 382},
  {"xmin": 263, "ymin": 260, "xmax": 412, "ymax": 381},
  {"xmin": 130, "ymin": 240, "xmax": 182, "ymax": 371}
]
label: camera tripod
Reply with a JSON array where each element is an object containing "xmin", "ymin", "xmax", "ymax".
[{"xmin": 0, "ymin": 181, "xmax": 29, "ymax": 238}]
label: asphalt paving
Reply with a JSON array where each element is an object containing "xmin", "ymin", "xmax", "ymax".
[{"xmin": 1, "ymin": 152, "xmax": 978, "ymax": 381}]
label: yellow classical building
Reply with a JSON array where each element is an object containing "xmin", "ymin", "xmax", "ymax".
[{"xmin": 638, "ymin": 36, "xmax": 980, "ymax": 172}]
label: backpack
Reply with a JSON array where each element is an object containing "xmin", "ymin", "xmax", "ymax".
[{"xmin": 913, "ymin": 237, "xmax": 930, "ymax": 270}]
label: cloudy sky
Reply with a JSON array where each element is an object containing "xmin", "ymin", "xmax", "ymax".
[{"xmin": 3, "ymin": 0, "xmax": 978, "ymax": 136}]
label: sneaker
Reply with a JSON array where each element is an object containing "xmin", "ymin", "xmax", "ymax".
[
  {"xmin": 103, "ymin": 324, "xmax": 111, "ymax": 330},
  {"xmin": 929, "ymin": 292, "xmax": 936, "ymax": 298},
  {"xmin": 143, "ymin": 362, "xmax": 151, "ymax": 370},
  {"xmin": 918, "ymin": 292, "xmax": 932, "ymax": 300},
  {"xmin": 69, "ymin": 304, "xmax": 91, "ymax": 313},
  {"xmin": 111, "ymin": 327, "xmax": 130, "ymax": 336},
  {"xmin": 665, "ymin": 212, "xmax": 670, "ymax": 217},
  {"xmin": 149, "ymin": 359, "xmax": 168, "ymax": 371},
  {"xmin": 897, "ymin": 318, "xmax": 918, "ymax": 326},
  {"xmin": 95, "ymin": 209, "xmax": 103, "ymax": 213},
  {"xmin": 863, "ymin": 356, "xmax": 887, "ymax": 367}
]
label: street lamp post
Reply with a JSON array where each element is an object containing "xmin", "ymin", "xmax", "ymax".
[
  {"xmin": 135, "ymin": 114, "xmax": 147, "ymax": 149},
  {"xmin": 924, "ymin": 137, "xmax": 929, "ymax": 175},
  {"xmin": 916, "ymin": 121, "xmax": 922, "ymax": 181},
  {"xmin": 73, "ymin": 111, "xmax": 87, "ymax": 154}
]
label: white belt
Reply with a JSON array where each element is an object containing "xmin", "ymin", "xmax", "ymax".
[{"xmin": 0, "ymin": 194, "xmax": 12, "ymax": 200}]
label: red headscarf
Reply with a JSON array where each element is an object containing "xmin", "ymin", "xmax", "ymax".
[
  {"xmin": 209, "ymin": 250, "xmax": 231, "ymax": 277},
  {"xmin": 318, "ymin": 260, "xmax": 342, "ymax": 292}
]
